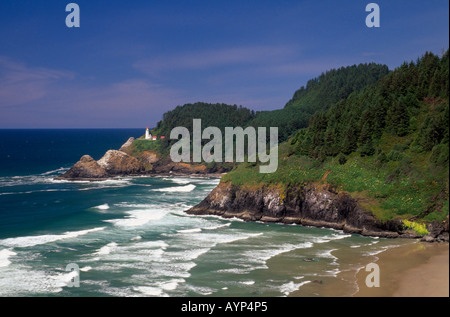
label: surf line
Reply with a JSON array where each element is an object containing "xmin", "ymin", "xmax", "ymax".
[{"xmin": 169, "ymin": 119, "xmax": 278, "ymax": 173}]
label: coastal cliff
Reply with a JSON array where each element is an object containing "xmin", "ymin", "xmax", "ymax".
[{"xmin": 187, "ymin": 182, "xmax": 449, "ymax": 241}]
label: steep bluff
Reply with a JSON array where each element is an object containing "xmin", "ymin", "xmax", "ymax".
[{"xmin": 187, "ymin": 182, "xmax": 449, "ymax": 241}]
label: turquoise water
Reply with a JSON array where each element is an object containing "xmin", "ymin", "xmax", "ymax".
[{"xmin": 0, "ymin": 130, "xmax": 405, "ymax": 297}]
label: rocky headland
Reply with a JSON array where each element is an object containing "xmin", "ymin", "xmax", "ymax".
[
  {"xmin": 55, "ymin": 137, "xmax": 228, "ymax": 181},
  {"xmin": 187, "ymin": 182, "xmax": 449, "ymax": 242}
]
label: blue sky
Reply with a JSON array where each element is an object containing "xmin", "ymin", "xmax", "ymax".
[{"xmin": 0, "ymin": 0, "xmax": 448, "ymax": 128}]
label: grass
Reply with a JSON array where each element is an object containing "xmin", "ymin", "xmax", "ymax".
[{"xmin": 222, "ymin": 136, "xmax": 449, "ymax": 223}]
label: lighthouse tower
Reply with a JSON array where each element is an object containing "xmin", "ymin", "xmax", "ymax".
[{"xmin": 145, "ymin": 127, "xmax": 152, "ymax": 140}]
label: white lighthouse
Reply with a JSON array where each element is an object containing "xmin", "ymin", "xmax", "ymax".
[{"xmin": 145, "ymin": 127, "xmax": 152, "ymax": 140}]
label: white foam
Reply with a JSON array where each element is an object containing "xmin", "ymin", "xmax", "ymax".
[
  {"xmin": 160, "ymin": 279, "xmax": 184, "ymax": 291},
  {"xmin": 239, "ymin": 242, "xmax": 314, "ymax": 272},
  {"xmin": 163, "ymin": 178, "xmax": 191, "ymax": 185},
  {"xmin": 95, "ymin": 242, "xmax": 118, "ymax": 256},
  {"xmin": 0, "ymin": 265, "xmax": 82, "ymax": 296},
  {"xmin": 324, "ymin": 268, "xmax": 341, "ymax": 277},
  {"xmin": 364, "ymin": 246, "xmax": 392, "ymax": 257},
  {"xmin": 89, "ymin": 240, "xmax": 169, "ymax": 268},
  {"xmin": 0, "ymin": 249, "xmax": 17, "ymax": 268},
  {"xmin": 133, "ymin": 278, "xmax": 185, "ymax": 297},
  {"xmin": 215, "ymin": 268, "xmax": 250, "ymax": 275},
  {"xmin": 319, "ymin": 249, "xmax": 338, "ymax": 262},
  {"xmin": 241, "ymin": 280, "xmax": 255, "ymax": 285},
  {"xmin": 40, "ymin": 167, "xmax": 69, "ymax": 176},
  {"xmin": 0, "ymin": 227, "xmax": 105, "ymax": 248},
  {"xmin": 133, "ymin": 286, "xmax": 164, "ymax": 297},
  {"xmin": 80, "ymin": 266, "xmax": 92, "ymax": 272},
  {"xmin": 177, "ymin": 228, "xmax": 202, "ymax": 234},
  {"xmin": 114, "ymin": 203, "xmax": 156, "ymax": 208},
  {"xmin": 203, "ymin": 223, "xmax": 231, "ymax": 230},
  {"xmin": 104, "ymin": 209, "xmax": 168, "ymax": 227},
  {"xmin": 94, "ymin": 204, "xmax": 110, "ymax": 210},
  {"xmin": 189, "ymin": 178, "xmax": 221, "ymax": 185},
  {"xmin": 154, "ymin": 184, "xmax": 196, "ymax": 192},
  {"xmin": 97, "ymin": 178, "xmax": 132, "ymax": 185},
  {"xmin": 0, "ymin": 189, "xmax": 72, "ymax": 196},
  {"xmin": 168, "ymin": 248, "xmax": 210, "ymax": 262},
  {"xmin": 0, "ymin": 172, "xmax": 70, "ymax": 187},
  {"xmin": 279, "ymin": 281, "xmax": 311, "ymax": 296},
  {"xmin": 179, "ymin": 231, "xmax": 263, "ymax": 246},
  {"xmin": 313, "ymin": 233, "xmax": 352, "ymax": 244}
]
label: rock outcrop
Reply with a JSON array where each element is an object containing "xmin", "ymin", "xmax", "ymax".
[
  {"xmin": 97, "ymin": 150, "xmax": 143, "ymax": 175},
  {"xmin": 423, "ymin": 219, "xmax": 450, "ymax": 242},
  {"xmin": 56, "ymin": 155, "xmax": 109, "ymax": 181},
  {"xmin": 187, "ymin": 182, "xmax": 449, "ymax": 241},
  {"xmin": 57, "ymin": 150, "xmax": 144, "ymax": 181},
  {"xmin": 119, "ymin": 137, "xmax": 135, "ymax": 152},
  {"xmin": 56, "ymin": 137, "xmax": 230, "ymax": 181}
]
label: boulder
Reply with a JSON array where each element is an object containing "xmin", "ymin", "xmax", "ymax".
[
  {"xmin": 56, "ymin": 155, "xmax": 108, "ymax": 180},
  {"xmin": 97, "ymin": 150, "xmax": 143, "ymax": 175}
]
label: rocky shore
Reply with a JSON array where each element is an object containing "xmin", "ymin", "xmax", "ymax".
[
  {"xmin": 187, "ymin": 182, "xmax": 449, "ymax": 242},
  {"xmin": 55, "ymin": 137, "xmax": 228, "ymax": 181},
  {"xmin": 56, "ymin": 137, "xmax": 449, "ymax": 242}
]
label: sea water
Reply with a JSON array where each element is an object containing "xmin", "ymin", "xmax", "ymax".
[{"xmin": 0, "ymin": 130, "xmax": 409, "ymax": 297}]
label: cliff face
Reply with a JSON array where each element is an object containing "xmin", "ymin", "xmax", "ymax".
[{"xmin": 187, "ymin": 182, "xmax": 449, "ymax": 241}]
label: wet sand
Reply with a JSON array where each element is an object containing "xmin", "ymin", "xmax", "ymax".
[{"xmin": 354, "ymin": 241, "xmax": 449, "ymax": 297}]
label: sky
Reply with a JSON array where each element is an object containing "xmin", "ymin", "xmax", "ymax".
[{"xmin": 0, "ymin": 0, "xmax": 448, "ymax": 128}]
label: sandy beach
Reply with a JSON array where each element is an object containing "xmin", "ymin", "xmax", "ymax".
[{"xmin": 354, "ymin": 241, "xmax": 449, "ymax": 297}]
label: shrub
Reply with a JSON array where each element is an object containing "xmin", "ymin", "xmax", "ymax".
[
  {"xmin": 402, "ymin": 220, "xmax": 429, "ymax": 236},
  {"xmin": 387, "ymin": 150, "xmax": 404, "ymax": 161},
  {"xmin": 430, "ymin": 143, "xmax": 449, "ymax": 164},
  {"xmin": 337, "ymin": 153, "xmax": 347, "ymax": 165}
]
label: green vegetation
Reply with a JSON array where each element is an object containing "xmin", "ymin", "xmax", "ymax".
[
  {"xmin": 249, "ymin": 63, "xmax": 389, "ymax": 141},
  {"xmin": 130, "ymin": 139, "xmax": 165, "ymax": 154},
  {"xmin": 147, "ymin": 102, "xmax": 257, "ymax": 160},
  {"xmin": 223, "ymin": 50, "xmax": 449, "ymax": 224},
  {"xmin": 151, "ymin": 102, "xmax": 256, "ymax": 144},
  {"xmin": 138, "ymin": 49, "xmax": 448, "ymax": 225},
  {"xmin": 403, "ymin": 220, "xmax": 429, "ymax": 236},
  {"xmin": 149, "ymin": 64, "xmax": 389, "ymax": 150}
]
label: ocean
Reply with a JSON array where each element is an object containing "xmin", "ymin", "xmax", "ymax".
[{"xmin": 0, "ymin": 129, "xmax": 410, "ymax": 297}]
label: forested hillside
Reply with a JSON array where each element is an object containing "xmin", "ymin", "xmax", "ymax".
[
  {"xmin": 149, "ymin": 64, "xmax": 390, "ymax": 146},
  {"xmin": 223, "ymin": 50, "xmax": 449, "ymax": 228},
  {"xmin": 145, "ymin": 102, "xmax": 256, "ymax": 154},
  {"xmin": 248, "ymin": 63, "xmax": 389, "ymax": 141},
  {"xmin": 291, "ymin": 51, "xmax": 449, "ymax": 160}
]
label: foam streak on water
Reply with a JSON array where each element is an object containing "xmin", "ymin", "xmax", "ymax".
[{"xmin": 0, "ymin": 171, "xmax": 401, "ymax": 297}]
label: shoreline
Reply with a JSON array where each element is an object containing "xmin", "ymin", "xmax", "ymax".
[
  {"xmin": 353, "ymin": 241, "xmax": 449, "ymax": 297},
  {"xmin": 54, "ymin": 172, "xmax": 226, "ymax": 182}
]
